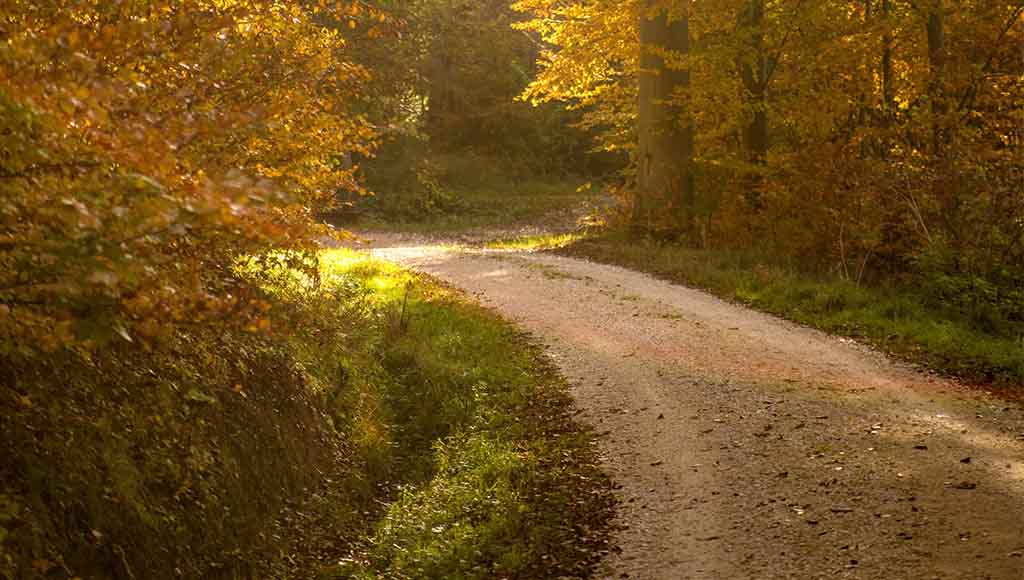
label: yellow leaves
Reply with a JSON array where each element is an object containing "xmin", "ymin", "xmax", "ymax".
[
  {"xmin": 245, "ymin": 318, "xmax": 272, "ymax": 334},
  {"xmin": 1, "ymin": 0, "xmax": 376, "ymax": 355},
  {"xmin": 515, "ymin": 0, "xmax": 641, "ymax": 153}
]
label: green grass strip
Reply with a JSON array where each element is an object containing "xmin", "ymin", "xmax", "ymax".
[{"xmin": 315, "ymin": 250, "xmax": 617, "ymax": 579}]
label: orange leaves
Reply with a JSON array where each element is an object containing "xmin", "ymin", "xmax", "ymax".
[
  {"xmin": 0, "ymin": 0, "xmax": 377, "ymax": 356},
  {"xmin": 245, "ymin": 318, "xmax": 272, "ymax": 334}
]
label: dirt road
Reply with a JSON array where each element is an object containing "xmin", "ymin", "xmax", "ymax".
[{"xmin": 366, "ymin": 235, "xmax": 1024, "ymax": 580}]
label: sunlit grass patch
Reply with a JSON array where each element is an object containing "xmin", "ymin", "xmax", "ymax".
[
  {"xmin": 271, "ymin": 248, "xmax": 617, "ymax": 579},
  {"xmin": 486, "ymin": 232, "xmax": 587, "ymax": 251},
  {"xmin": 344, "ymin": 434, "xmax": 532, "ymax": 579}
]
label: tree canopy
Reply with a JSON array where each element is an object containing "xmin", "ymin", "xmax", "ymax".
[
  {"xmin": 5, "ymin": 0, "xmax": 1022, "ymax": 354},
  {"xmin": 1, "ymin": 0, "xmax": 381, "ymax": 354},
  {"xmin": 516, "ymin": 0, "xmax": 1024, "ymax": 300}
]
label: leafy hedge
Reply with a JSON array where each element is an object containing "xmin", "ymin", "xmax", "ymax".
[{"xmin": 0, "ymin": 250, "xmax": 616, "ymax": 579}]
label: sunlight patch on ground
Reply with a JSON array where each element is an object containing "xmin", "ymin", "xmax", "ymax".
[
  {"xmin": 475, "ymin": 268, "xmax": 512, "ymax": 280},
  {"xmin": 370, "ymin": 244, "xmax": 460, "ymax": 264},
  {"xmin": 886, "ymin": 408, "xmax": 1024, "ymax": 488}
]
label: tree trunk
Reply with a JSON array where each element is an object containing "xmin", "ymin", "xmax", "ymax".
[
  {"xmin": 881, "ymin": 0, "xmax": 895, "ymax": 119},
  {"xmin": 738, "ymin": 0, "xmax": 768, "ymax": 207},
  {"xmin": 635, "ymin": 2, "xmax": 694, "ymax": 234},
  {"xmin": 926, "ymin": 0, "xmax": 946, "ymax": 156}
]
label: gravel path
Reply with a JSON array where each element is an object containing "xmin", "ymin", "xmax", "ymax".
[{"xmin": 363, "ymin": 235, "xmax": 1024, "ymax": 580}]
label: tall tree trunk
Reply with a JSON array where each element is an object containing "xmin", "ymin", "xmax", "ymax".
[
  {"xmin": 636, "ymin": 2, "xmax": 694, "ymax": 234},
  {"xmin": 881, "ymin": 0, "xmax": 895, "ymax": 119},
  {"xmin": 738, "ymin": 0, "xmax": 768, "ymax": 207},
  {"xmin": 925, "ymin": 0, "xmax": 961, "ymax": 257},
  {"xmin": 926, "ymin": 0, "xmax": 946, "ymax": 156}
]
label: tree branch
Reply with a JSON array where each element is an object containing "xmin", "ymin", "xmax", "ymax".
[
  {"xmin": 762, "ymin": 0, "xmax": 806, "ymax": 90},
  {"xmin": 956, "ymin": 4, "xmax": 1024, "ymax": 115}
]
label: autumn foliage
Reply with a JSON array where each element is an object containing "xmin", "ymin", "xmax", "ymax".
[
  {"xmin": 0, "ymin": 0, "xmax": 381, "ymax": 354},
  {"xmin": 516, "ymin": 0, "xmax": 1024, "ymax": 322}
]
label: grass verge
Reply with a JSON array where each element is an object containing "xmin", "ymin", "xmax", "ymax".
[
  {"xmin": 531, "ymin": 230, "xmax": 1023, "ymax": 387},
  {"xmin": 316, "ymin": 250, "xmax": 616, "ymax": 579}
]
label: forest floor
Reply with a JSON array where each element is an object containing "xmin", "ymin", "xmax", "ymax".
[{"xmin": 355, "ymin": 231, "xmax": 1024, "ymax": 580}]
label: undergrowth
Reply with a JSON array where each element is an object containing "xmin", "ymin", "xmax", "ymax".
[
  {"xmin": 542, "ymin": 230, "xmax": 1024, "ymax": 387},
  {"xmin": 0, "ymin": 249, "xmax": 615, "ymax": 579},
  {"xmin": 329, "ymin": 152, "xmax": 594, "ymax": 234}
]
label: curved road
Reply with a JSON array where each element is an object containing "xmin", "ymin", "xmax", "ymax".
[{"xmin": 366, "ymin": 235, "xmax": 1024, "ymax": 580}]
